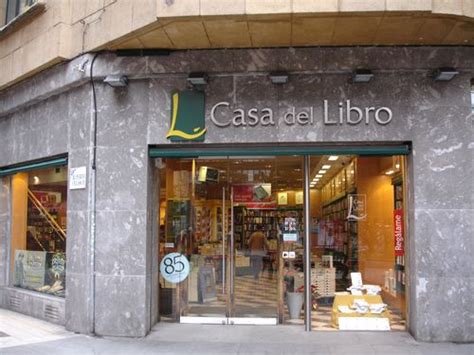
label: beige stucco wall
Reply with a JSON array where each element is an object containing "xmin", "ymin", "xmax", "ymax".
[{"xmin": 0, "ymin": 0, "xmax": 473, "ymax": 90}]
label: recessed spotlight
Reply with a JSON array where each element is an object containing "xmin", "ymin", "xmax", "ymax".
[
  {"xmin": 385, "ymin": 170, "xmax": 394, "ymax": 175},
  {"xmin": 328, "ymin": 156, "xmax": 339, "ymax": 161},
  {"xmin": 269, "ymin": 72, "xmax": 289, "ymax": 84},
  {"xmin": 351, "ymin": 69, "xmax": 374, "ymax": 83},
  {"xmin": 103, "ymin": 75, "xmax": 128, "ymax": 87},
  {"xmin": 187, "ymin": 72, "xmax": 208, "ymax": 85},
  {"xmin": 432, "ymin": 67, "xmax": 459, "ymax": 82},
  {"xmin": 395, "ymin": 163, "xmax": 400, "ymax": 169},
  {"xmin": 322, "ymin": 165, "xmax": 331, "ymax": 169}
]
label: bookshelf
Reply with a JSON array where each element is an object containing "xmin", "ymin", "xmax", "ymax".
[{"xmin": 393, "ymin": 178, "xmax": 405, "ymax": 294}]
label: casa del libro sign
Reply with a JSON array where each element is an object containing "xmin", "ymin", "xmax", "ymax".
[
  {"xmin": 166, "ymin": 90, "xmax": 394, "ymax": 142},
  {"xmin": 209, "ymin": 100, "xmax": 393, "ymax": 128}
]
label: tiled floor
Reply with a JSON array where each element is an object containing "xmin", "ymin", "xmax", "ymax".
[{"xmin": 185, "ymin": 272, "xmax": 406, "ymax": 331}]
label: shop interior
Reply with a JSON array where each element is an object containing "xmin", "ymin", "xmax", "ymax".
[
  {"xmin": 10, "ymin": 166, "xmax": 67, "ymax": 297},
  {"xmin": 157, "ymin": 154, "xmax": 406, "ymax": 331}
]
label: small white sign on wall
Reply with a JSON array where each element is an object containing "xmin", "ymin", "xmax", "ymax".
[{"xmin": 69, "ymin": 166, "xmax": 87, "ymax": 190}]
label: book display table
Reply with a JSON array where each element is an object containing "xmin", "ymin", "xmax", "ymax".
[{"xmin": 331, "ymin": 294, "xmax": 391, "ymax": 330}]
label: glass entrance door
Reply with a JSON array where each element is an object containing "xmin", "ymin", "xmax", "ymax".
[{"xmin": 157, "ymin": 156, "xmax": 303, "ymax": 325}]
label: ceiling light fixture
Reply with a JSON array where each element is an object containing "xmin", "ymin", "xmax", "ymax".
[
  {"xmin": 103, "ymin": 75, "xmax": 128, "ymax": 87},
  {"xmin": 269, "ymin": 72, "xmax": 289, "ymax": 84},
  {"xmin": 432, "ymin": 67, "xmax": 459, "ymax": 82},
  {"xmin": 328, "ymin": 156, "xmax": 339, "ymax": 161},
  {"xmin": 351, "ymin": 69, "xmax": 374, "ymax": 83},
  {"xmin": 322, "ymin": 165, "xmax": 331, "ymax": 169},
  {"xmin": 385, "ymin": 169, "xmax": 395, "ymax": 175},
  {"xmin": 318, "ymin": 170, "xmax": 327, "ymax": 174},
  {"xmin": 187, "ymin": 72, "xmax": 208, "ymax": 86},
  {"xmin": 316, "ymin": 174, "xmax": 323, "ymax": 178}
]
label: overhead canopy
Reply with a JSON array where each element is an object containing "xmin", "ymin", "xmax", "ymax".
[
  {"xmin": 0, "ymin": 157, "xmax": 68, "ymax": 177},
  {"xmin": 149, "ymin": 143, "xmax": 411, "ymax": 158}
]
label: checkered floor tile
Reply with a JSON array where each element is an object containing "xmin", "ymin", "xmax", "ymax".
[{"xmin": 185, "ymin": 271, "xmax": 406, "ymax": 331}]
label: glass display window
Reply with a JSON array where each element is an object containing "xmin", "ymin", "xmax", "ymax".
[{"xmin": 10, "ymin": 165, "xmax": 67, "ymax": 297}]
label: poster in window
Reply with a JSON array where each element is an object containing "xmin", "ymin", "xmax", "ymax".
[
  {"xmin": 14, "ymin": 250, "xmax": 47, "ymax": 290},
  {"xmin": 198, "ymin": 266, "xmax": 217, "ymax": 303}
]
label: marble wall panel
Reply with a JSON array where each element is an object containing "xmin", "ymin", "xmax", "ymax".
[
  {"xmin": 65, "ymin": 271, "xmax": 92, "ymax": 333},
  {"xmin": 93, "ymin": 53, "xmax": 148, "ymax": 78},
  {"xmin": 95, "ymin": 146, "xmax": 148, "ymax": 211},
  {"xmin": 276, "ymin": 74, "xmax": 324, "ymax": 142},
  {"xmin": 278, "ymin": 47, "xmax": 322, "ymax": 71},
  {"xmin": 414, "ymin": 209, "xmax": 474, "ymax": 278},
  {"xmin": 94, "ymin": 274, "xmax": 148, "ymax": 337},
  {"xmin": 0, "ymin": 179, "xmax": 10, "ymax": 287},
  {"xmin": 65, "ymin": 210, "xmax": 90, "ymax": 275},
  {"xmin": 69, "ymin": 86, "xmax": 92, "ymax": 151},
  {"xmin": 230, "ymin": 48, "xmax": 279, "ymax": 73},
  {"xmin": 412, "ymin": 105, "xmax": 473, "ymax": 210},
  {"xmin": 95, "ymin": 80, "xmax": 149, "ymax": 149},
  {"xmin": 95, "ymin": 210, "xmax": 147, "ymax": 276},
  {"xmin": 413, "ymin": 275, "xmax": 474, "ymax": 342}
]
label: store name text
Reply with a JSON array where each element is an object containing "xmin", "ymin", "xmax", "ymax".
[{"xmin": 210, "ymin": 100, "xmax": 393, "ymax": 127}]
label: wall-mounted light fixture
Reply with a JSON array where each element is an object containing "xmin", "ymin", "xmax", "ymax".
[
  {"xmin": 432, "ymin": 67, "xmax": 459, "ymax": 81},
  {"xmin": 187, "ymin": 72, "xmax": 208, "ymax": 86},
  {"xmin": 351, "ymin": 69, "xmax": 374, "ymax": 83},
  {"xmin": 103, "ymin": 75, "xmax": 128, "ymax": 87},
  {"xmin": 269, "ymin": 72, "xmax": 289, "ymax": 84}
]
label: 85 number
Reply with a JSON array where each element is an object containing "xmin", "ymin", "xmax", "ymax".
[{"xmin": 163, "ymin": 255, "xmax": 185, "ymax": 275}]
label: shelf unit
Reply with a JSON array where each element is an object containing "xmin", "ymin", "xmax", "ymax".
[
  {"xmin": 233, "ymin": 206, "xmax": 304, "ymax": 250},
  {"xmin": 27, "ymin": 191, "xmax": 66, "ymax": 253},
  {"xmin": 320, "ymin": 159, "xmax": 358, "ymax": 291},
  {"xmin": 393, "ymin": 178, "xmax": 405, "ymax": 294}
]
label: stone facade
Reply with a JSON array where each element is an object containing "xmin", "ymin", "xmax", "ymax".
[{"xmin": 0, "ymin": 47, "xmax": 473, "ymax": 341}]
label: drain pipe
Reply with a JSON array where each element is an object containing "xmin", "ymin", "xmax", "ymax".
[
  {"xmin": 303, "ymin": 155, "xmax": 312, "ymax": 331},
  {"xmin": 88, "ymin": 52, "xmax": 99, "ymax": 335}
]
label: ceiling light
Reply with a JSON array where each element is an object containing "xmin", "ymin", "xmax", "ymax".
[
  {"xmin": 328, "ymin": 156, "xmax": 339, "ymax": 161},
  {"xmin": 322, "ymin": 165, "xmax": 331, "ymax": 169},
  {"xmin": 103, "ymin": 75, "xmax": 128, "ymax": 87},
  {"xmin": 395, "ymin": 163, "xmax": 400, "ymax": 169},
  {"xmin": 316, "ymin": 174, "xmax": 322, "ymax": 178},
  {"xmin": 385, "ymin": 170, "xmax": 394, "ymax": 175},
  {"xmin": 432, "ymin": 67, "xmax": 459, "ymax": 81},
  {"xmin": 269, "ymin": 72, "xmax": 289, "ymax": 84},
  {"xmin": 187, "ymin": 72, "xmax": 208, "ymax": 85},
  {"xmin": 33, "ymin": 176, "xmax": 40, "ymax": 185},
  {"xmin": 351, "ymin": 69, "xmax": 374, "ymax": 83},
  {"xmin": 318, "ymin": 170, "xmax": 327, "ymax": 174}
]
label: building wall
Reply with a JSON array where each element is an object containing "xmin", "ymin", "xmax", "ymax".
[
  {"xmin": 0, "ymin": 46, "xmax": 473, "ymax": 341},
  {"xmin": 0, "ymin": 0, "xmax": 473, "ymax": 89}
]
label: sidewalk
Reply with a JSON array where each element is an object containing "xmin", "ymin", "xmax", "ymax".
[{"xmin": 1, "ymin": 308, "xmax": 473, "ymax": 354}]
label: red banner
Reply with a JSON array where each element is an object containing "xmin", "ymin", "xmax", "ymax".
[
  {"xmin": 394, "ymin": 209, "xmax": 404, "ymax": 256},
  {"xmin": 233, "ymin": 184, "xmax": 272, "ymax": 203},
  {"xmin": 245, "ymin": 202, "xmax": 277, "ymax": 209}
]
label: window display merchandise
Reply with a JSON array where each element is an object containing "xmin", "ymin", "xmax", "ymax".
[{"xmin": 10, "ymin": 166, "xmax": 67, "ymax": 297}]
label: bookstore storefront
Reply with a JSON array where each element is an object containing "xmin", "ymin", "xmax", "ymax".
[
  {"xmin": 153, "ymin": 150, "xmax": 409, "ymax": 331},
  {"xmin": 0, "ymin": 47, "xmax": 472, "ymax": 342}
]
